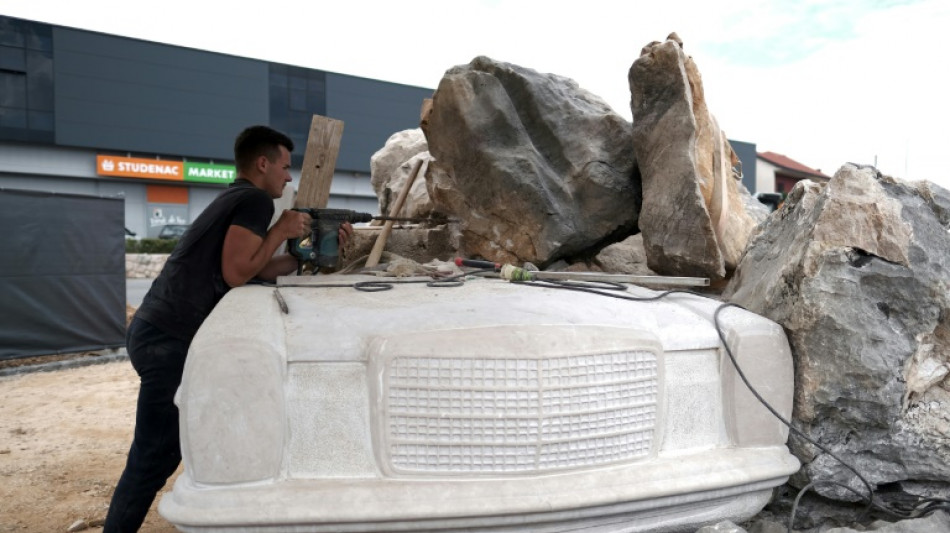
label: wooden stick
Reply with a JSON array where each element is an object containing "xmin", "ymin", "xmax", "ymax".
[{"xmin": 365, "ymin": 158, "xmax": 425, "ymax": 268}]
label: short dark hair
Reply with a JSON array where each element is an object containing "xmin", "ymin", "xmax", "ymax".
[{"xmin": 233, "ymin": 125, "xmax": 294, "ymax": 174}]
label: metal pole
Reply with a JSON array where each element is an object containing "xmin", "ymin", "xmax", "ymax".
[{"xmin": 511, "ymin": 269, "xmax": 710, "ymax": 287}]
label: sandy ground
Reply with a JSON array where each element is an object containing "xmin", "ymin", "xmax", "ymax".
[{"xmin": 0, "ymin": 360, "xmax": 180, "ymax": 533}]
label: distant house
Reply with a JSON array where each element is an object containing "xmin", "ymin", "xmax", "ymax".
[{"xmin": 756, "ymin": 152, "xmax": 830, "ymax": 195}]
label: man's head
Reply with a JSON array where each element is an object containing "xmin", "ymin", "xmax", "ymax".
[{"xmin": 234, "ymin": 125, "xmax": 295, "ymax": 198}]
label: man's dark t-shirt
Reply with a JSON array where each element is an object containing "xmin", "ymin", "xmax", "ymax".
[{"xmin": 136, "ymin": 179, "xmax": 274, "ymax": 342}]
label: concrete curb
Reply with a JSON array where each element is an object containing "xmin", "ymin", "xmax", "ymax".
[{"xmin": 0, "ymin": 349, "xmax": 129, "ymax": 378}]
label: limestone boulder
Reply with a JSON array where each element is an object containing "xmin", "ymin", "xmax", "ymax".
[
  {"xmin": 534, "ymin": 234, "xmax": 654, "ymax": 276},
  {"xmin": 582, "ymin": 234, "xmax": 657, "ymax": 276},
  {"xmin": 341, "ymin": 224, "xmax": 459, "ymax": 268},
  {"xmin": 629, "ymin": 33, "xmax": 762, "ymax": 282},
  {"xmin": 723, "ymin": 164, "xmax": 950, "ymax": 502},
  {"xmin": 821, "ymin": 511, "xmax": 950, "ymax": 533},
  {"xmin": 369, "ymin": 129, "xmax": 435, "ymax": 218},
  {"xmin": 422, "ymin": 56, "xmax": 641, "ymax": 267},
  {"xmin": 694, "ymin": 521, "xmax": 748, "ymax": 533}
]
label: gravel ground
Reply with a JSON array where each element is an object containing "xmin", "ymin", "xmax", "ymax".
[{"xmin": 0, "ymin": 356, "xmax": 178, "ymax": 532}]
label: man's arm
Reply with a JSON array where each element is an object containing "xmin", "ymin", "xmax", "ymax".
[
  {"xmin": 221, "ymin": 210, "xmax": 309, "ymax": 288},
  {"xmin": 255, "ymin": 254, "xmax": 298, "ymax": 281}
]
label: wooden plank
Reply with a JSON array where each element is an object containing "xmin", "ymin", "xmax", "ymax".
[
  {"xmin": 364, "ymin": 158, "xmax": 425, "ymax": 268},
  {"xmin": 294, "ymin": 115, "xmax": 345, "ymax": 208}
]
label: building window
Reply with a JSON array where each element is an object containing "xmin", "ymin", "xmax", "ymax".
[
  {"xmin": 0, "ymin": 105, "xmax": 27, "ymax": 129},
  {"xmin": 0, "ymin": 71, "xmax": 27, "ymax": 107},
  {"xmin": 28, "ymin": 109, "xmax": 53, "ymax": 131},
  {"xmin": 269, "ymin": 63, "xmax": 326, "ymax": 167},
  {"xmin": 26, "ymin": 49, "xmax": 53, "ymax": 111},
  {"xmin": 0, "ymin": 16, "xmax": 54, "ymax": 142},
  {"xmin": 0, "ymin": 44, "xmax": 26, "ymax": 71}
]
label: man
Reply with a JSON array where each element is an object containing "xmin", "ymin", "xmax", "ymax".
[{"xmin": 104, "ymin": 125, "xmax": 351, "ymax": 531}]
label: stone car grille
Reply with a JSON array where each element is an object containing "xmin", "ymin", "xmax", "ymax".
[{"xmin": 383, "ymin": 351, "xmax": 658, "ymax": 474}]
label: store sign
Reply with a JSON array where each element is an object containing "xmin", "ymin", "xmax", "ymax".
[
  {"xmin": 97, "ymin": 155, "xmax": 183, "ymax": 180},
  {"xmin": 183, "ymin": 162, "xmax": 236, "ymax": 184},
  {"xmin": 97, "ymin": 155, "xmax": 236, "ymax": 184}
]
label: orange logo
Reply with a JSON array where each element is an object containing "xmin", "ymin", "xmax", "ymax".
[{"xmin": 97, "ymin": 155, "xmax": 184, "ymax": 181}]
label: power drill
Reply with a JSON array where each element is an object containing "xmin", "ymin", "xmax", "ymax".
[
  {"xmin": 288, "ymin": 208, "xmax": 373, "ymax": 271},
  {"xmin": 288, "ymin": 208, "xmax": 439, "ymax": 271}
]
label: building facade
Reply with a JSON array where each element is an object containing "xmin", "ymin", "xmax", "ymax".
[
  {"xmin": 0, "ymin": 15, "xmax": 434, "ymax": 237},
  {"xmin": 755, "ymin": 151, "xmax": 830, "ymax": 196}
]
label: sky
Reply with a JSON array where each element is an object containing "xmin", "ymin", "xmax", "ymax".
[{"xmin": 3, "ymin": 0, "xmax": 948, "ymax": 189}]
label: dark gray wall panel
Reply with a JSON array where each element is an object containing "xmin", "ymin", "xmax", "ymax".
[
  {"xmin": 731, "ymin": 139, "xmax": 757, "ymax": 193},
  {"xmin": 326, "ymin": 73, "xmax": 433, "ymax": 172},
  {"xmin": 53, "ymin": 28, "xmax": 268, "ymax": 160},
  {"xmin": 0, "ymin": 189, "xmax": 125, "ymax": 359}
]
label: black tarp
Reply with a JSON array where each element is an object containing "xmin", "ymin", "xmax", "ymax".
[{"xmin": 0, "ymin": 189, "xmax": 126, "ymax": 360}]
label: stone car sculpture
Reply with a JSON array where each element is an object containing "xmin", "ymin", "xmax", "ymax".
[{"xmin": 159, "ymin": 273, "xmax": 799, "ymax": 532}]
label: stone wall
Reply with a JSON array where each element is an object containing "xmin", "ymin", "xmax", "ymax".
[{"xmin": 125, "ymin": 254, "xmax": 168, "ymax": 278}]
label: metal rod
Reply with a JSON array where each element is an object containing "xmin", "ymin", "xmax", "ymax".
[{"xmin": 528, "ymin": 270, "xmax": 710, "ymax": 287}]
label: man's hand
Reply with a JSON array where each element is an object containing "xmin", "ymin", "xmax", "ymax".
[
  {"xmin": 338, "ymin": 221, "xmax": 353, "ymax": 245},
  {"xmin": 272, "ymin": 209, "xmax": 312, "ymax": 241}
]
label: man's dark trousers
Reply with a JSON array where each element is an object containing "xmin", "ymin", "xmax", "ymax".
[{"xmin": 104, "ymin": 317, "xmax": 189, "ymax": 532}]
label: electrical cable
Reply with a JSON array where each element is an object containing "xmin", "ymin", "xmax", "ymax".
[
  {"xmin": 274, "ymin": 268, "xmax": 950, "ymax": 528},
  {"xmin": 263, "ymin": 268, "xmax": 489, "ymax": 314},
  {"xmin": 714, "ymin": 303, "xmax": 874, "ymax": 532},
  {"xmin": 270, "ymin": 267, "xmax": 490, "ymax": 301},
  {"xmin": 715, "ymin": 302, "xmax": 950, "ymax": 529},
  {"xmin": 505, "ymin": 278, "xmax": 950, "ymax": 531}
]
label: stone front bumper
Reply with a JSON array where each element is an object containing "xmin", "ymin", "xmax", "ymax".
[{"xmin": 161, "ymin": 276, "xmax": 799, "ymax": 532}]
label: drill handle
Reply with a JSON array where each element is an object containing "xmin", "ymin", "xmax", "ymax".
[{"xmin": 455, "ymin": 257, "xmax": 501, "ymax": 271}]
